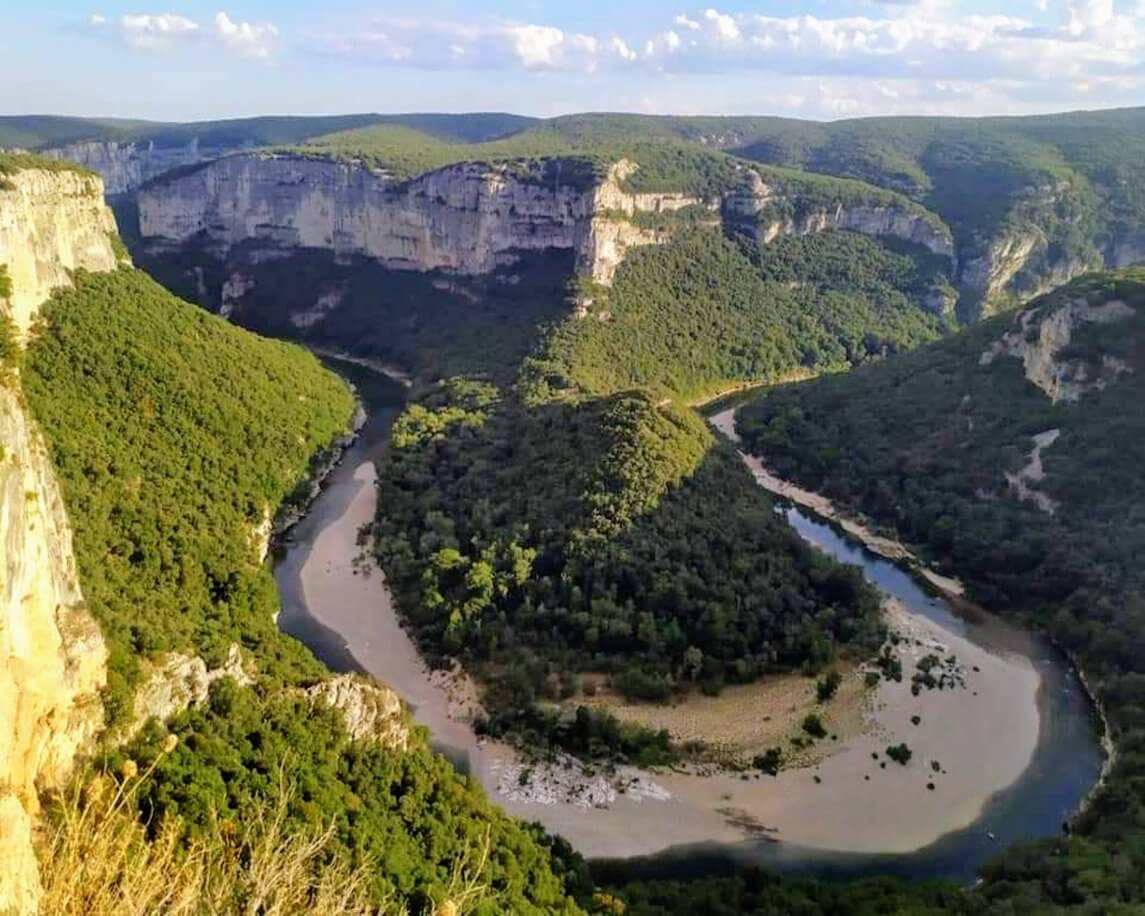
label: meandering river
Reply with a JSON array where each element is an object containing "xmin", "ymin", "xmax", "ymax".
[{"xmin": 275, "ymin": 359, "xmax": 1104, "ymax": 883}]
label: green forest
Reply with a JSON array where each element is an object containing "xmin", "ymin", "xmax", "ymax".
[
  {"xmin": 13, "ymin": 109, "xmax": 1145, "ymax": 912},
  {"xmin": 17, "ymin": 263, "xmax": 587, "ymax": 912},
  {"xmin": 375, "ymin": 384, "xmax": 883, "ymax": 759},
  {"xmin": 23, "ymin": 268, "xmax": 356, "ymax": 720},
  {"xmin": 731, "ymin": 269, "xmax": 1145, "ymax": 913},
  {"xmin": 367, "ymin": 225, "xmax": 951, "ymax": 761},
  {"xmin": 524, "ymin": 230, "xmax": 945, "ymax": 403}
]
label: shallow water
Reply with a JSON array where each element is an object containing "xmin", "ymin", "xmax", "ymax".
[
  {"xmin": 275, "ymin": 361, "xmax": 1104, "ymax": 883},
  {"xmin": 594, "ymin": 501, "xmax": 1103, "ymax": 883}
]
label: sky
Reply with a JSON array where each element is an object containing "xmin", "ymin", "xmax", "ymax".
[{"xmin": 2, "ymin": 0, "xmax": 1143, "ymax": 122}]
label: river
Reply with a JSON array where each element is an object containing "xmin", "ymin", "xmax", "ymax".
[{"xmin": 275, "ymin": 359, "xmax": 1104, "ymax": 884}]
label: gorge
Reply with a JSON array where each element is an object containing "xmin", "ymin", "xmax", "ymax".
[
  {"xmin": 5, "ymin": 106, "xmax": 1145, "ymax": 915},
  {"xmin": 274, "ymin": 358, "xmax": 1102, "ymax": 881}
]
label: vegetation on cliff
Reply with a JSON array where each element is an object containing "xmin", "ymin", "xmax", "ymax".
[
  {"xmin": 22, "ymin": 267, "xmax": 357, "ymax": 718},
  {"xmin": 0, "ymin": 150, "xmax": 97, "ymax": 189},
  {"xmin": 106, "ymin": 683, "xmax": 585, "ymax": 914},
  {"xmin": 20, "ymin": 265, "xmax": 586, "ymax": 912},
  {"xmin": 295, "ymin": 108, "xmax": 1145, "ymax": 318},
  {"xmin": 376, "ymin": 382, "xmax": 883, "ymax": 761},
  {"xmin": 366, "ymin": 224, "xmax": 945, "ymax": 760},
  {"xmin": 733, "ymin": 269, "xmax": 1145, "ymax": 911},
  {"xmin": 524, "ymin": 230, "xmax": 944, "ymax": 403}
]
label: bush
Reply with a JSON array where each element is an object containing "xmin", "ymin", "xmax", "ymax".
[
  {"xmin": 886, "ymin": 743, "xmax": 913, "ymax": 766},
  {"xmin": 816, "ymin": 670, "xmax": 843, "ymax": 702},
  {"xmin": 802, "ymin": 714, "xmax": 828, "ymax": 739},
  {"xmin": 752, "ymin": 747, "xmax": 784, "ymax": 776}
]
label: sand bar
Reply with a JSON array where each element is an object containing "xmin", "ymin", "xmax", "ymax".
[{"xmin": 293, "ymin": 445, "xmax": 1043, "ymax": 858}]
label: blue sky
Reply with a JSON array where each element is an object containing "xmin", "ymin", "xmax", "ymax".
[{"xmin": 3, "ymin": 1, "xmax": 1143, "ymax": 122}]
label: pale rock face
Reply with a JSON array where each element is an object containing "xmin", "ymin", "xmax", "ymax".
[
  {"xmin": 290, "ymin": 289, "xmax": 343, "ymax": 329},
  {"xmin": 138, "ymin": 152, "xmax": 964, "ymax": 322},
  {"xmin": 724, "ymin": 170, "xmax": 955, "ymax": 260},
  {"xmin": 127, "ymin": 644, "xmax": 253, "ymax": 738},
  {"xmin": 138, "ymin": 155, "xmax": 696, "ymax": 291},
  {"xmin": 0, "ymin": 386, "xmax": 108, "ymax": 915},
  {"xmin": 305, "ymin": 674, "xmax": 409, "ymax": 750},
  {"xmin": 41, "ymin": 139, "xmax": 222, "ymax": 195},
  {"xmin": 980, "ymin": 297, "xmax": 1136, "ymax": 402},
  {"xmin": 1005, "ymin": 429, "xmax": 1061, "ymax": 514},
  {"xmin": 220, "ymin": 272, "xmax": 256, "ymax": 319},
  {"xmin": 0, "ymin": 167, "xmax": 120, "ymax": 914},
  {"xmin": 0, "ymin": 168, "xmax": 120, "ymax": 342},
  {"xmin": 1106, "ymin": 231, "xmax": 1145, "ymax": 269}
]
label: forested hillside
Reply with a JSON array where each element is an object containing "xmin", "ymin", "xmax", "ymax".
[
  {"xmin": 368, "ymin": 216, "xmax": 950, "ymax": 760},
  {"xmin": 17, "ymin": 266, "xmax": 584, "ymax": 913},
  {"xmin": 733, "ymin": 269, "xmax": 1145, "ymax": 911},
  {"xmin": 0, "ymin": 112, "xmax": 532, "ymax": 152},
  {"xmin": 28, "ymin": 107, "xmax": 1145, "ymax": 320},
  {"xmin": 297, "ymin": 108, "xmax": 1145, "ymax": 317},
  {"xmin": 524, "ymin": 230, "xmax": 944, "ymax": 402},
  {"xmin": 20, "ymin": 108, "xmax": 1145, "ymax": 912}
]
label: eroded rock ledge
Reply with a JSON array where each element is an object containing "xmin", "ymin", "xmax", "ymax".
[{"xmin": 136, "ymin": 153, "xmax": 953, "ymax": 315}]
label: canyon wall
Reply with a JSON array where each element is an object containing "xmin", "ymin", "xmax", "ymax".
[
  {"xmin": 136, "ymin": 152, "xmax": 954, "ymax": 319},
  {"xmin": 722, "ymin": 169, "xmax": 956, "ymax": 261},
  {"xmin": 0, "ymin": 168, "xmax": 116, "ymax": 916},
  {"xmin": 137, "ymin": 153, "xmax": 700, "ymax": 288},
  {"xmin": 41, "ymin": 139, "xmax": 230, "ymax": 196},
  {"xmin": 0, "ymin": 166, "xmax": 121, "ymax": 342}
]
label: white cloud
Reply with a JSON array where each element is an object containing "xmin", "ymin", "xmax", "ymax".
[
  {"xmin": 319, "ymin": 18, "xmax": 636, "ymax": 73},
  {"xmin": 85, "ymin": 10, "xmax": 277, "ymax": 57},
  {"xmin": 312, "ymin": 4, "xmax": 1144, "ymax": 92},
  {"xmin": 110, "ymin": 12, "xmax": 199, "ymax": 50},
  {"xmin": 214, "ymin": 12, "xmax": 278, "ymax": 58}
]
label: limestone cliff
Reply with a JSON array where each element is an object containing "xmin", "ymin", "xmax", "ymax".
[
  {"xmin": 41, "ymin": 138, "xmax": 228, "ymax": 195},
  {"xmin": 305, "ymin": 674, "xmax": 409, "ymax": 750},
  {"xmin": 980, "ymin": 294, "xmax": 1136, "ymax": 402},
  {"xmin": 723, "ymin": 169, "xmax": 955, "ymax": 260},
  {"xmin": 0, "ymin": 166, "xmax": 121, "ymax": 342},
  {"xmin": 137, "ymin": 152, "xmax": 962, "ymax": 325},
  {"xmin": 1, "ymin": 166, "xmax": 116, "ymax": 915},
  {"xmin": 138, "ymin": 153, "xmax": 699, "ymax": 289}
]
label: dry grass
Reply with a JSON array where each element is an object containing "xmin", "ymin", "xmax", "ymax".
[
  {"xmin": 36, "ymin": 740, "xmax": 490, "ymax": 916},
  {"xmin": 580, "ymin": 665, "xmax": 873, "ymax": 767}
]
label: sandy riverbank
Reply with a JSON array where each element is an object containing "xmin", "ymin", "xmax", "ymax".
[
  {"xmin": 708, "ymin": 408, "xmax": 965, "ymax": 597},
  {"xmin": 295, "ymin": 453, "xmax": 1042, "ymax": 858}
]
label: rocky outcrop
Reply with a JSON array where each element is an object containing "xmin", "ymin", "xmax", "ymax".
[
  {"xmin": 138, "ymin": 154, "xmax": 697, "ymax": 290},
  {"xmin": 980, "ymin": 296, "xmax": 1136, "ymax": 402},
  {"xmin": 138, "ymin": 152, "xmax": 966, "ymax": 324},
  {"xmin": 1005, "ymin": 429, "xmax": 1061, "ymax": 514},
  {"xmin": 958, "ymin": 228, "xmax": 1093, "ymax": 316},
  {"xmin": 305, "ymin": 675, "xmax": 408, "ymax": 750},
  {"xmin": 0, "ymin": 167, "xmax": 120, "ymax": 342},
  {"xmin": 722, "ymin": 169, "xmax": 955, "ymax": 260},
  {"xmin": 0, "ymin": 386, "xmax": 108, "ymax": 915},
  {"xmin": 127, "ymin": 644, "xmax": 252, "ymax": 738},
  {"xmin": 1, "ymin": 165, "xmax": 117, "ymax": 915},
  {"xmin": 41, "ymin": 138, "xmax": 230, "ymax": 195},
  {"xmin": 1107, "ymin": 231, "xmax": 1145, "ymax": 270}
]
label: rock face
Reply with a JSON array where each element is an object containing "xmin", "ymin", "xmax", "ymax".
[
  {"xmin": 305, "ymin": 674, "xmax": 409, "ymax": 750},
  {"xmin": 723, "ymin": 170, "xmax": 955, "ymax": 260},
  {"xmin": 137, "ymin": 153, "xmax": 958, "ymax": 318},
  {"xmin": 1, "ymin": 166, "xmax": 117, "ymax": 914},
  {"xmin": 956, "ymin": 228, "xmax": 1098, "ymax": 315},
  {"xmin": 41, "ymin": 139, "xmax": 228, "ymax": 195},
  {"xmin": 980, "ymin": 296, "xmax": 1136, "ymax": 402},
  {"xmin": 138, "ymin": 154, "xmax": 697, "ymax": 289},
  {"xmin": 127, "ymin": 644, "xmax": 252, "ymax": 738},
  {"xmin": 0, "ymin": 167, "xmax": 120, "ymax": 342}
]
